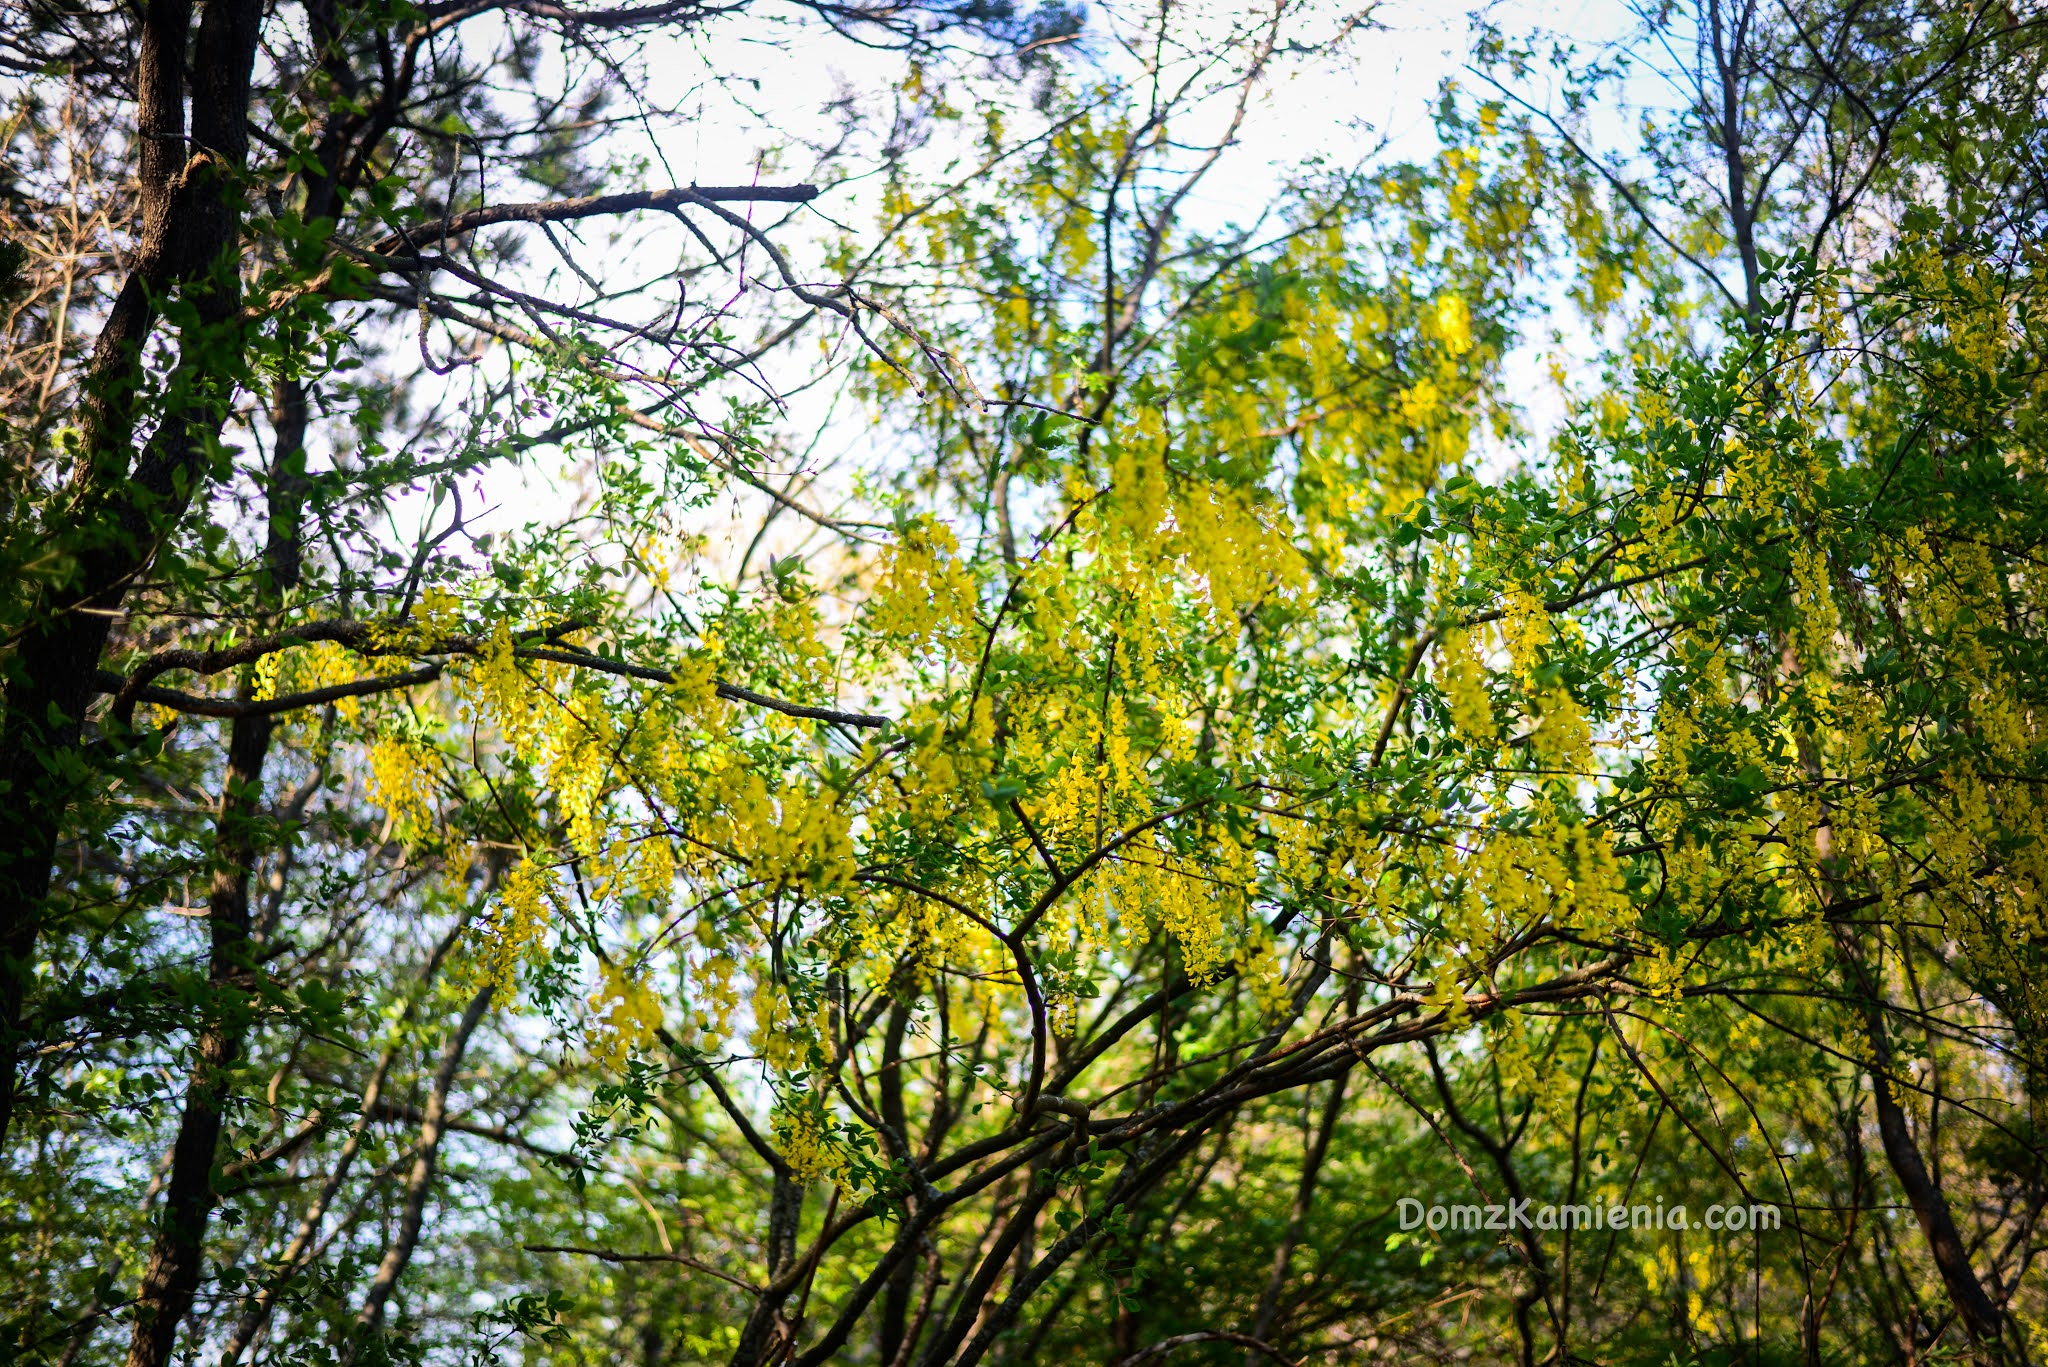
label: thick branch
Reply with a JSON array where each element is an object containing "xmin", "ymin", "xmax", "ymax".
[
  {"xmin": 364, "ymin": 184, "xmax": 819, "ymax": 257},
  {"xmin": 91, "ymin": 636, "xmax": 889, "ymax": 729}
]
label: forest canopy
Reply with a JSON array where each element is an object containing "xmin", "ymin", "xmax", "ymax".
[{"xmin": 2, "ymin": 0, "xmax": 2046, "ymax": 1365}]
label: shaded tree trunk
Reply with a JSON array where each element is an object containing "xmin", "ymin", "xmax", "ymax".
[
  {"xmin": 1244, "ymin": 1068, "xmax": 1349, "ymax": 1357},
  {"xmin": 1836, "ymin": 929, "xmax": 2007, "ymax": 1356},
  {"xmin": 123, "ymin": 707, "xmax": 271, "ymax": 1367},
  {"xmin": 352, "ymin": 982, "xmax": 495, "ymax": 1336},
  {"xmin": 122, "ymin": 349, "xmax": 307, "ymax": 1367}
]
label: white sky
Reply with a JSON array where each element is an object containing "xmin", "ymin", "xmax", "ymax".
[{"xmin": 423, "ymin": 0, "xmax": 1654, "ymax": 579}]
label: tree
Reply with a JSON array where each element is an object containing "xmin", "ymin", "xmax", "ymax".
[
  {"xmin": 0, "ymin": 0, "xmax": 1063, "ymax": 1362},
  {"xmin": 3, "ymin": 0, "xmax": 2045, "ymax": 1365}
]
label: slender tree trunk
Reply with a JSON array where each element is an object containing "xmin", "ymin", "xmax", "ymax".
[
  {"xmin": 123, "ymin": 708, "xmax": 271, "ymax": 1367},
  {"xmin": 352, "ymin": 982, "xmax": 494, "ymax": 1336},
  {"xmin": 1707, "ymin": 0, "xmax": 1763, "ymax": 322},
  {"xmin": 1836, "ymin": 929, "xmax": 2007, "ymax": 1355},
  {"xmin": 221, "ymin": 917, "xmax": 474, "ymax": 1367},
  {"xmin": 730, "ymin": 1169, "xmax": 807, "ymax": 1367},
  {"xmin": 222, "ymin": 1037, "xmax": 399, "ymax": 1367},
  {"xmin": 1244, "ymin": 1068, "xmax": 1348, "ymax": 1357},
  {"xmin": 914, "ymin": 1181, "xmax": 1059, "ymax": 1367},
  {"xmin": 878, "ymin": 1000, "xmax": 916, "ymax": 1363},
  {"xmin": 1865, "ymin": 1007, "xmax": 2007, "ymax": 1351},
  {"xmin": 122, "ymin": 356, "xmax": 306, "ymax": 1367}
]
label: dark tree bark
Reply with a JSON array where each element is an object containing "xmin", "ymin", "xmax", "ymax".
[
  {"xmin": 122, "ymin": 334, "xmax": 308, "ymax": 1367},
  {"xmin": 1244, "ymin": 1068, "xmax": 1349, "ymax": 1356},
  {"xmin": 352, "ymin": 983, "xmax": 495, "ymax": 1337},
  {"xmin": 1836, "ymin": 929, "xmax": 2008, "ymax": 1356},
  {"xmin": 877, "ymin": 999, "xmax": 917, "ymax": 1363},
  {"xmin": 123, "ymin": 706, "xmax": 270, "ymax": 1367}
]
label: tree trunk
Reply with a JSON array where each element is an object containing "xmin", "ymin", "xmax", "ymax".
[
  {"xmin": 122, "ymin": 347, "xmax": 307, "ymax": 1367},
  {"xmin": 1865, "ymin": 1006, "xmax": 2007, "ymax": 1351},
  {"xmin": 1244, "ymin": 1069, "xmax": 1348, "ymax": 1357},
  {"xmin": 352, "ymin": 983, "xmax": 494, "ymax": 1336},
  {"xmin": 123, "ymin": 707, "xmax": 270, "ymax": 1367},
  {"xmin": 729, "ymin": 1169, "xmax": 807, "ymax": 1367},
  {"xmin": 878, "ymin": 1000, "xmax": 916, "ymax": 1363},
  {"xmin": 1837, "ymin": 929, "xmax": 2007, "ymax": 1355}
]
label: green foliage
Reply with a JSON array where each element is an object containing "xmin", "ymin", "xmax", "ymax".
[{"xmin": 3, "ymin": 3, "xmax": 2048, "ymax": 1367}]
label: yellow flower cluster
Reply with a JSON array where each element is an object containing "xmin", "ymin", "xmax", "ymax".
[
  {"xmin": 1437, "ymin": 628, "xmax": 1494, "ymax": 739},
  {"xmin": 367, "ymin": 735, "xmax": 439, "ymax": 839},
  {"xmin": 1501, "ymin": 586, "xmax": 1548, "ymax": 674},
  {"xmin": 870, "ymin": 519, "xmax": 979, "ymax": 652},
  {"xmin": 772, "ymin": 1103, "xmax": 842, "ymax": 1184},
  {"xmin": 469, "ymin": 859, "xmax": 555, "ymax": 996},
  {"xmin": 588, "ymin": 962, "xmax": 663, "ymax": 1070},
  {"xmin": 695, "ymin": 772, "xmax": 856, "ymax": 895}
]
